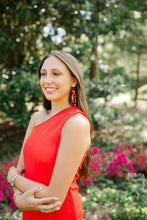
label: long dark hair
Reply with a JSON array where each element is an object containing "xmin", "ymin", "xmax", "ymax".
[{"xmin": 38, "ymin": 51, "xmax": 92, "ymax": 180}]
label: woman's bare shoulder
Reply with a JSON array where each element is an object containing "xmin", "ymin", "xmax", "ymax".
[
  {"xmin": 31, "ymin": 110, "xmax": 48, "ymax": 127},
  {"xmin": 63, "ymin": 113, "xmax": 90, "ymax": 133},
  {"xmin": 61, "ymin": 113, "xmax": 91, "ymax": 151}
]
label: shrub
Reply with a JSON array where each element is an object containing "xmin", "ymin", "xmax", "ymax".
[
  {"xmin": 82, "ymin": 173, "xmax": 147, "ymax": 220},
  {"xmin": 0, "ymin": 66, "xmax": 40, "ymax": 127},
  {"xmin": 80, "ymin": 143, "xmax": 147, "ymax": 186},
  {"xmin": 0, "ymin": 158, "xmax": 18, "ymax": 208}
]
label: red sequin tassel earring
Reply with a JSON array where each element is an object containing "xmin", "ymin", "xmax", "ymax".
[{"xmin": 72, "ymin": 86, "xmax": 77, "ymax": 106}]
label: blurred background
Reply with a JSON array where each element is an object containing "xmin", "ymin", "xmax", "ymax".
[{"xmin": 0, "ymin": 0, "xmax": 147, "ymax": 219}]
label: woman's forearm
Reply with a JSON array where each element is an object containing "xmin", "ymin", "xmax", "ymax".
[
  {"xmin": 9, "ymin": 171, "xmax": 62, "ymax": 207},
  {"xmin": 14, "ymin": 174, "xmax": 49, "ymax": 196},
  {"xmin": 8, "ymin": 170, "xmax": 61, "ymax": 211},
  {"xmin": 7, "ymin": 167, "xmax": 49, "ymax": 198}
]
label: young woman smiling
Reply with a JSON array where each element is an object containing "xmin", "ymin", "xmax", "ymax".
[{"xmin": 7, "ymin": 51, "xmax": 92, "ymax": 220}]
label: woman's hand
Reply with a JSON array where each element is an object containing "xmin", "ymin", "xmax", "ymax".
[
  {"xmin": 8, "ymin": 168, "xmax": 61, "ymax": 213},
  {"xmin": 7, "ymin": 166, "xmax": 25, "ymax": 184},
  {"xmin": 7, "ymin": 166, "xmax": 18, "ymax": 184},
  {"xmin": 15, "ymin": 186, "xmax": 61, "ymax": 213}
]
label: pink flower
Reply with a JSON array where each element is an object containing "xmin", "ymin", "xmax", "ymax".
[
  {"xmin": 0, "ymin": 158, "xmax": 18, "ymax": 208},
  {"xmin": 92, "ymin": 147, "xmax": 100, "ymax": 155},
  {"xmin": 6, "ymin": 184, "xmax": 11, "ymax": 189},
  {"xmin": 113, "ymin": 148, "xmax": 120, "ymax": 154},
  {"xmin": 79, "ymin": 144, "xmax": 147, "ymax": 186},
  {"xmin": 0, "ymin": 190, "xmax": 4, "ymax": 200},
  {"xmin": 127, "ymin": 145, "xmax": 133, "ymax": 150},
  {"xmin": 101, "ymin": 152, "xmax": 107, "ymax": 157}
]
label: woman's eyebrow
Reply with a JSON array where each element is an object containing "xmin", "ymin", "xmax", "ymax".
[
  {"xmin": 41, "ymin": 68, "xmax": 61, "ymax": 72},
  {"xmin": 51, "ymin": 68, "xmax": 62, "ymax": 72},
  {"xmin": 40, "ymin": 68, "xmax": 46, "ymax": 72}
]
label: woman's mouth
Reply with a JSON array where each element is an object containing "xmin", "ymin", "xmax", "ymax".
[{"xmin": 45, "ymin": 87, "xmax": 57, "ymax": 93}]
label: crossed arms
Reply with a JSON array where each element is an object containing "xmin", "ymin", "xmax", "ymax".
[{"xmin": 7, "ymin": 112, "xmax": 91, "ymax": 213}]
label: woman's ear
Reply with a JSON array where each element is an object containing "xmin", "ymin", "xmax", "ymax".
[{"xmin": 72, "ymin": 77, "xmax": 78, "ymax": 86}]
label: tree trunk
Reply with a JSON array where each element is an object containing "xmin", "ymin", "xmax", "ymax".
[
  {"xmin": 134, "ymin": 54, "xmax": 140, "ymax": 102},
  {"xmin": 89, "ymin": 44, "xmax": 98, "ymax": 80}
]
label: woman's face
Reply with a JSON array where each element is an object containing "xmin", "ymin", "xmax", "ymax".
[{"xmin": 40, "ymin": 56, "xmax": 76, "ymax": 104}]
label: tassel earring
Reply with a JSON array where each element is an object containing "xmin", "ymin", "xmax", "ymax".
[{"xmin": 71, "ymin": 86, "xmax": 77, "ymax": 106}]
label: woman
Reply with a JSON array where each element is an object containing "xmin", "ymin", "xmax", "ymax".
[{"xmin": 7, "ymin": 51, "xmax": 92, "ymax": 220}]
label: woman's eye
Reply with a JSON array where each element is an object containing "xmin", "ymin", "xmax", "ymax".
[
  {"xmin": 53, "ymin": 72, "xmax": 60, "ymax": 76},
  {"xmin": 40, "ymin": 72, "xmax": 46, "ymax": 76}
]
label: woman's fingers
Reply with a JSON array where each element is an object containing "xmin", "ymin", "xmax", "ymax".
[
  {"xmin": 39, "ymin": 201, "xmax": 61, "ymax": 213},
  {"xmin": 24, "ymin": 187, "xmax": 60, "ymax": 210},
  {"xmin": 24, "ymin": 186, "xmax": 41, "ymax": 196},
  {"xmin": 37, "ymin": 196, "xmax": 59, "ymax": 205},
  {"xmin": 18, "ymin": 186, "xmax": 61, "ymax": 212}
]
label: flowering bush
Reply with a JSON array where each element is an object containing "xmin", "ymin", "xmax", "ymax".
[
  {"xmin": 82, "ymin": 173, "xmax": 147, "ymax": 220},
  {"xmin": 0, "ymin": 158, "xmax": 18, "ymax": 208},
  {"xmin": 1, "ymin": 143, "xmax": 147, "ymax": 213},
  {"xmin": 80, "ymin": 143, "xmax": 147, "ymax": 186}
]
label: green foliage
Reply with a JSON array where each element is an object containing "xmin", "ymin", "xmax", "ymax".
[
  {"xmin": 0, "ymin": 0, "xmax": 54, "ymax": 68},
  {"xmin": 88, "ymin": 101, "xmax": 120, "ymax": 131},
  {"xmin": 82, "ymin": 173, "xmax": 147, "ymax": 220},
  {"xmin": 91, "ymin": 101, "xmax": 147, "ymax": 150},
  {"xmin": 1, "ymin": 0, "xmax": 146, "ymax": 70},
  {"xmin": 138, "ymin": 84, "xmax": 147, "ymax": 95},
  {"xmin": 85, "ymin": 68, "xmax": 129, "ymax": 130},
  {"xmin": 0, "ymin": 217, "xmax": 17, "ymax": 220},
  {"xmin": 0, "ymin": 0, "xmax": 146, "ymax": 132},
  {"xmin": 0, "ymin": 0, "xmax": 146, "ymax": 125},
  {"xmin": 85, "ymin": 66, "xmax": 130, "ymax": 98},
  {"xmin": 137, "ymin": 84, "xmax": 147, "ymax": 100},
  {"xmin": 0, "ymin": 66, "xmax": 40, "ymax": 127},
  {"xmin": 85, "ymin": 70, "xmax": 129, "ymax": 99},
  {"xmin": 1, "ymin": 211, "xmax": 22, "ymax": 220}
]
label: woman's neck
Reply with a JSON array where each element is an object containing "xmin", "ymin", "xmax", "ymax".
[{"xmin": 49, "ymin": 101, "xmax": 72, "ymax": 116}]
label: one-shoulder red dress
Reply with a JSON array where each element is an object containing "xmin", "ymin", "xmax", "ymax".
[{"xmin": 23, "ymin": 106, "xmax": 89, "ymax": 220}]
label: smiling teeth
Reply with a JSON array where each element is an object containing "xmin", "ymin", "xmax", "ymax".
[{"xmin": 46, "ymin": 88, "xmax": 56, "ymax": 92}]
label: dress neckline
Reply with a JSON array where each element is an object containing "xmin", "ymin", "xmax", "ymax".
[{"xmin": 33, "ymin": 106, "xmax": 79, "ymax": 129}]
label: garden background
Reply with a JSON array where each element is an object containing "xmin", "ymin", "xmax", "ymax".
[{"xmin": 0, "ymin": 0, "xmax": 147, "ymax": 219}]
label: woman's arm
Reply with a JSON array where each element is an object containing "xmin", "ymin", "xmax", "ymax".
[
  {"xmin": 16, "ymin": 112, "xmax": 39, "ymax": 171},
  {"xmin": 7, "ymin": 112, "xmax": 53, "ymax": 193},
  {"xmin": 8, "ymin": 114, "xmax": 91, "ymax": 206},
  {"xmin": 14, "ymin": 186, "xmax": 60, "ymax": 213},
  {"xmin": 7, "ymin": 112, "xmax": 61, "ymax": 212}
]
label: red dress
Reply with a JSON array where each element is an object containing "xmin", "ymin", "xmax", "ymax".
[{"xmin": 23, "ymin": 106, "xmax": 89, "ymax": 220}]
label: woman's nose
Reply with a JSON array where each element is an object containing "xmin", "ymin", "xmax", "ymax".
[{"xmin": 44, "ymin": 73, "xmax": 53, "ymax": 84}]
